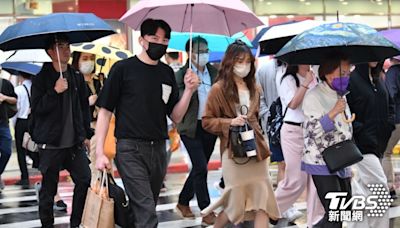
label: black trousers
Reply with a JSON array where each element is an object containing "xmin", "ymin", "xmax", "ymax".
[
  {"xmin": 38, "ymin": 145, "xmax": 90, "ymax": 228},
  {"xmin": 312, "ymin": 175, "xmax": 352, "ymax": 228},
  {"xmin": 115, "ymin": 139, "xmax": 167, "ymax": 228},
  {"xmin": 179, "ymin": 120, "xmax": 217, "ymax": 210},
  {"xmin": 15, "ymin": 118, "xmax": 29, "ymax": 181}
]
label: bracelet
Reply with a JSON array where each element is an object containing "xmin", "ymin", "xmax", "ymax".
[{"xmin": 301, "ymin": 84, "xmax": 309, "ymax": 89}]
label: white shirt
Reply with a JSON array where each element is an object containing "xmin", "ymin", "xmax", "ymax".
[
  {"xmin": 14, "ymin": 80, "xmax": 31, "ymax": 120},
  {"xmin": 278, "ymin": 73, "xmax": 306, "ymax": 123}
]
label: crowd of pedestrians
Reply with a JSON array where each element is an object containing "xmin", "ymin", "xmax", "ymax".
[{"xmin": 0, "ymin": 17, "xmax": 399, "ymax": 228}]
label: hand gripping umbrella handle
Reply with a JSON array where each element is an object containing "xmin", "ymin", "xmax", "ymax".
[{"xmin": 342, "ymin": 112, "xmax": 356, "ymax": 123}]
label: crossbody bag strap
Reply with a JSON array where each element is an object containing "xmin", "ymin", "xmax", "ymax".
[{"xmin": 22, "ymin": 84, "xmax": 31, "ymax": 107}]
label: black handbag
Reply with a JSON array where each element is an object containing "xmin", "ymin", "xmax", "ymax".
[
  {"xmin": 229, "ymin": 124, "xmax": 250, "ymax": 158},
  {"xmin": 322, "ymin": 140, "xmax": 363, "ymax": 173},
  {"xmin": 107, "ymin": 173, "xmax": 130, "ymax": 228}
]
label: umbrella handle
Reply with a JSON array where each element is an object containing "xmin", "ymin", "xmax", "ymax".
[{"xmin": 342, "ymin": 112, "xmax": 355, "ymax": 123}]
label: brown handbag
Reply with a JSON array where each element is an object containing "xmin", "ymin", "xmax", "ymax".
[{"xmin": 81, "ymin": 170, "xmax": 115, "ymax": 228}]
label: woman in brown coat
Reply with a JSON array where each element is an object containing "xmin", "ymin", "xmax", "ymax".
[{"xmin": 201, "ymin": 41, "xmax": 280, "ymax": 227}]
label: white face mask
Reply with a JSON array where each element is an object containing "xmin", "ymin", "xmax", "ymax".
[
  {"xmin": 233, "ymin": 63, "xmax": 251, "ymax": 78},
  {"xmin": 193, "ymin": 53, "xmax": 209, "ymax": 67},
  {"xmin": 79, "ymin": 61, "xmax": 95, "ymax": 75}
]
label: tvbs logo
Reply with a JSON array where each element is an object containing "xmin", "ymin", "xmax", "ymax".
[{"xmin": 325, "ymin": 184, "xmax": 393, "ymax": 220}]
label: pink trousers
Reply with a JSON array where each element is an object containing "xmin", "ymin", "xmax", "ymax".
[{"xmin": 275, "ymin": 123, "xmax": 324, "ymax": 227}]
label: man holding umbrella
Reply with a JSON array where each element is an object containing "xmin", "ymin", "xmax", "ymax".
[
  {"xmin": 95, "ymin": 19, "xmax": 200, "ymax": 228},
  {"xmin": 31, "ymin": 34, "xmax": 93, "ymax": 228}
]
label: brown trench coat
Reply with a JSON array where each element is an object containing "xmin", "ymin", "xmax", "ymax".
[{"xmin": 202, "ymin": 81, "xmax": 270, "ymax": 161}]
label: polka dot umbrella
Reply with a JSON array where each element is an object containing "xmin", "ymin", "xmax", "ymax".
[{"xmin": 70, "ymin": 42, "xmax": 132, "ymax": 74}]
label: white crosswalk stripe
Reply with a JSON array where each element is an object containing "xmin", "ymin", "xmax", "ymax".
[{"xmin": 0, "ymin": 170, "xmax": 399, "ymax": 228}]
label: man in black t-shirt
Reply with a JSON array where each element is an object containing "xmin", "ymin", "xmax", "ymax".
[
  {"xmin": 96, "ymin": 19, "xmax": 200, "ymax": 228},
  {"xmin": 0, "ymin": 76, "xmax": 17, "ymax": 191}
]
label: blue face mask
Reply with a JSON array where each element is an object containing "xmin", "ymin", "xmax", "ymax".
[{"xmin": 331, "ymin": 75, "xmax": 350, "ymax": 96}]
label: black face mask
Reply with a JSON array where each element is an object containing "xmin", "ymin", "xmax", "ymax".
[{"xmin": 145, "ymin": 41, "xmax": 168, "ymax": 60}]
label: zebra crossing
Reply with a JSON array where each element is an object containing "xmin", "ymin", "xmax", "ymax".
[{"xmin": 1, "ymin": 170, "xmax": 399, "ymax": 227}]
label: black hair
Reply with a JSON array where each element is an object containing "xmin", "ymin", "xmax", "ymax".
[
  {"xmin": 71, "ymin": 51, "xmax": 96, "ymax": 74},
  {"xmin": 19, "ymin": 71, "xmax": 32, "ymax": 79},
  {"xmin": 185, "ymin": 36, "xmax": 208, "ymax": 53},
  {"xmin": 318, "ymin": 52, "xmax": 350, "ymax": 81},
  {"xmin": 140, "ymin": 18, "xmax": 171, "ymax": 39},
  {"xmin": 166, "ymin": 52, "xmax": 179, "ymax": 60},
  {"xmin": 281, "ymin": 65, "xmax": 300, "ymax": 87},
  {"xmin": 45, "ymin": 33, "xmax": 69, "ymax": 51}
]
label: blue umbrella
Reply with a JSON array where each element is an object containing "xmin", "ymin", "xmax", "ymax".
[
  {"xmin": 0, "ymin": 13, "xmax": 115, "ymax": 51},
  {"xmin": 168, "ymin": 31, "xmax": 252, "ymax": 52},
  {"xmin": 1, "ymin": 62, "xmax": 42, "ymax": 75},
  {"xmin": 276, "ymin": 22, "xmax": 400, "ymax": 65},
  {"xmin": 208, "ymin": 48, "xmax": 258, "ymax": 63}
]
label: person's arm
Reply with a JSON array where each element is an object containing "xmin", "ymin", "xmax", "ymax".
[
  {"xmin": 95, "ymin": 108, "xmax": 112, "ymax": 170},
  {"xmin": 170, "ymin": 69, "xmax": 199, "ymax": 123},
  {"xmin": 31, "ymin": 70, "xmax": 61, "ymax": 115},
  {"xmin": 385, "ymin": 67, "xmax": 399, "ymax": 99},
  {"xmin": 287, "ymin": 71, "xmax": 314, "ymax": 109},
  {"xmin": 77, "ymin": 71, "xmax": 94, "ymax": 150},
  {"xmin": 0, "ymin": 79, "xmax": 17, "ymax": 105}
]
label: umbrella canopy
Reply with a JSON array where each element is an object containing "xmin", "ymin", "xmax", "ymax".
[
  {"xmin": 120, "ymin": 0, "xmax": 263, "ymax": 36},
  {"xmin": 70, "ymin": 42, "xmax": 132, "ymax": 60},
  {"xmin": 0, "ymin": 13, "xmax": 115, "ymax": 51},
  {"xmin": 258, "ymin": 20, "xmax": 325, "ymax": 55},
  {"xmin": 0, "ymin": 49, "xmax": 51, "ymax": 63},
  {"xmin": 1, "ymin": 62, "xmax": 42, "ymax": 75},
  {"xmin": 379, "ymin": 29, "xmax": 400, "ymax": 48},
  {"xmin": 276, "ymin": 22, "xmax": 400, "ymax": 65},
  {"xmin": 168, "ymin": 31, "xmax": 252, "ymax": 52}
]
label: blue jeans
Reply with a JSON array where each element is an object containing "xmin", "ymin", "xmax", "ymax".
[{"xmin": 0, "ymin": 123, "xmax": 12, "ymax": 175}]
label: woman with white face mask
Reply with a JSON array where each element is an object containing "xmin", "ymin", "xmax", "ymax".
[
  {"xmin": 71, "ymin": 51, "xmax": 102, "ymax": 180},
  {"xmin": 200, "ymin": 41, "xmax": 280, "ymax": 228}
]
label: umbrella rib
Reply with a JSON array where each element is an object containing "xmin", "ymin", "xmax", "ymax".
[{"xmin": 180, "ymin": 4, "xmax": 190, "ymax": 32}]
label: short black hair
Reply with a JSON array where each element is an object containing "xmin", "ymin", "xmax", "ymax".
[
  {"xmin": 19, "ymin": 71, "xmax": 32, "ymax": 79},
  {"xmin": 185, "ymin": 36, "xmax": 208, "ymax": 53},
  {"xmin": 166, "ymin": 52, "xmax": 179, "ymax": 60},
  {"xmin": 45, "ymin": 33, "xmax": 69, "ymax": 50},
  {"xmin": 140, "ymin": 18, "xmax": 171, "ymax": 39}
]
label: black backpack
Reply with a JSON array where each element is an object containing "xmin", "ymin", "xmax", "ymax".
[{"xmin": 267, "ymin": 97, "xmax": 287, "ymax": 146}]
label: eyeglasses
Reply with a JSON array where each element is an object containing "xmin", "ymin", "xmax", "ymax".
[{"xmin": 194, "ymin": 49, "xmax": 209, "ymax": 54}]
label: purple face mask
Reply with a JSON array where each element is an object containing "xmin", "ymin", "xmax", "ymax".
[{"xmin": 331, "ymin": 75, "xmax": 350, "ymax": 96}]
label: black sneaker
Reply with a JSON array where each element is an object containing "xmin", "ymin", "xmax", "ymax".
[
  {"xmin": 15, "ymin": 179, "xmax": 30, "ymax": 189},
  {"xmin": 54, "ymin": 200, "xmax": 67, "ymax": 211}
]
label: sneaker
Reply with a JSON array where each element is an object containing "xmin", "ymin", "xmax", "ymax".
[
  {"xmin": 175, "ymin": 203, "xmax": 195, "ymax": 218},
  {"xmin": 15, "ymin": 179, "xmax": 30, "ymax": 189},
  {"xmin": 282, "ymin": 207, "xmax": 303, "ymax": 222},
  {"xmin": 201, "ymin": 212, "xmax": 216, "ymax": 226},
  {"xmin": 390, "ymin": 190, "xmax": 398, "ymax": 200},
  {"xmin": 53, "ymin": 200, "xmax": 67, "ymax": 211},
  {"xmin": 213, "ymin": 181, "xmax": 224, "ymax": 195},
  {"xmin": 0, "ymin": 176, "xmax": 4, "ymax": 190},
  {"xmin": 34, "ymin": 182, "xmax": 41, "ymax": 202},
  {"xmin": 26, "ymin": 156, "xmax": 33, "ymax": 165},
  {"xmin": 160, "ymin": 182, "xmax": 167, "ymax": 192}
]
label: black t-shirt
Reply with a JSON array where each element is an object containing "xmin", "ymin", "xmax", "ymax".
[
  {"xmin": 0, "ymin": 79, "xmax": 17, "ymax": 125},
  {"xmin": 97, "ymin": 56, "xmax": 179, "ymax": 140}
]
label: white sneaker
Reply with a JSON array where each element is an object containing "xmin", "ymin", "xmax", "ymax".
[
  {"xmin": 26, "ymin": 156, "xmax": 33, "ymax": 165},
  {"xmin": 282, "ymin": 207, "xmax": 303, "ymax": 222}
]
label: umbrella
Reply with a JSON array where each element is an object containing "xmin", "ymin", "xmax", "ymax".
[
  {"xmin": 120, "ymin": 0, "xmax": 262, "ymax": 36},
  {"xmin": 208, "ymin": 49, "xmax": 258, "ymax": 63},
  {"xmin": 70, "ymin": 42, "xmax": 133, "ymax": 74},
  {"xmin": 70, "ymin": 42, "xmax": 132, "ymax": 60},
  {"xmin": 0, "ymin": 13, "xmax": 115, "ymax": 51},
  {"xmin": 0, "ymin": 49, "xmax": 51, "ymax": 64},
  {"xmin": 379, "ymin": 29, "xmax": 400, "ymax": 48},
  {"xmin": 258, "ymin": 20, "xmax": 325, "ymax": 55},
  {"xmin": 275, "ymin": 22, "xmax": 400, "ymax": 65},
  {"xmin": 120, "ymin": 0, "xmax": 263, "ymax": 68},
  {"xmin": 168, "ymin": 31, "xmax": 252, "ymax": 52},
  {"xmin": 1, "ymin": 62, "xmax": 43, "ymax": 75}
]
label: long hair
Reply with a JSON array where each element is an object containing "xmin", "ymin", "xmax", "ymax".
[
  {"xmin": 215, "ymin": 41, "xmax": 256, "ymax": 104},
  {"xmin": 281, "ymin": 65, "xmax": 300, "ymax": 87}
]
